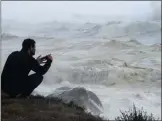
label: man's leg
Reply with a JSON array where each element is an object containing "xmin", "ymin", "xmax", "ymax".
[
  {"xmin": 20, "ymin": 73, "xmax": 43, "ymax": 97},
  {"xmin": 2, "ymin": 81, "xmax": 22, "ymax": 98}
]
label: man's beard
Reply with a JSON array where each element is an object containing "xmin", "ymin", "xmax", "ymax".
[{"xmin": 31, "ymin": 50, "xmax": 35, "ymax": 56}]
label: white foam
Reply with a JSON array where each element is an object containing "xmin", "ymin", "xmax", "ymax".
[{"xmin": 1, "ymin": 20, "xmax": 161, "ymax": 120}]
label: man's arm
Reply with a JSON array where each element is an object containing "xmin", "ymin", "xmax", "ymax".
[{"xmin": 30, "ymin": 56, "xmax": 52, "ymax": 75}]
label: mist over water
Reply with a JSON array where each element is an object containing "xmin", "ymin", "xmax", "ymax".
[{"xmin": 1, "ymin": 1, "xmax": 161, "ymax": 120}]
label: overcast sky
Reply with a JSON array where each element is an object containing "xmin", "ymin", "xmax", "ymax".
[{"xmin": 2, "ymin": 1, "xmax": 160, "ymax": 23}]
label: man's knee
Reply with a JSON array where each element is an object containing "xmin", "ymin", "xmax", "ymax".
[{"xmin": 29, "ymin": 73, "xmax": 43, "ymax": 85}]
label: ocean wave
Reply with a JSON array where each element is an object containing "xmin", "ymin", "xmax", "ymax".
[
  {"xmin": 126, "ymin": 39, "xmax": 141, "ymax": 45},
  {"xmin": 2, "ymin": 33, "xmax": 19, "ymax": 40},
  {"xmin": 100, "ymin": 39, "xmax": 142, "ymax": 50},
  {"xmin": 2, "ymin": 20, "xmax": 161, "ymax": 44},
  {"xmin": 45, "ymin": 61, "xmax": 160, "ymax": 88},
  {"xmin": 149, "ymin": 44, "xmax": 161, "ymax": 51}
]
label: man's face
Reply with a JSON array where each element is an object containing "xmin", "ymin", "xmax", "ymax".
[{"xmin": 30, "ymin": 44, "xmax": 36, "ymax": 56}]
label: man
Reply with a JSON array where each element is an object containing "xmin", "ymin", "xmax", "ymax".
[{"xmin": 1, "ymin": 38, "xmax": 53, "ymax": 98}]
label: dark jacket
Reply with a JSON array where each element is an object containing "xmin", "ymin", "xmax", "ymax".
[{"xmin": 1, "ymin": 50, "xmax": 52, "ymax": 93}]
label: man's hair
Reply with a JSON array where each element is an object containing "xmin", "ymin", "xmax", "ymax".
[{"xmin": 22, "ymin": 38, "xmax": 35, "ymax": 51}]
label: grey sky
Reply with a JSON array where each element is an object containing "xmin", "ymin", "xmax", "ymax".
[{"xmin": 1, "ymin": 1, "xmax": 160, "ymax": 23}]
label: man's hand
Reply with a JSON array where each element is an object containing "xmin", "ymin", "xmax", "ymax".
[
  {"xmin": 46, "ymin": 54, "xmax": 53, "ymax": 61},
  {"xmin": 36, "ymin": 55, "xmax": 46, "ymax": 64},
  {"xmin": 36, "ymin": 55, "xmax": 42, "ymax": 64}
]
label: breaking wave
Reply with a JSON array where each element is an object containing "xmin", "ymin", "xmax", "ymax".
[{"xmin": 2, "ymin": 20, "xmax": 161, "ymax": 44}]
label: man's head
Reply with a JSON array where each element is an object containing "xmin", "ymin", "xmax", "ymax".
[{"xmin": 22, "ymin": 38, "xmax": 36, "ymax": 56}]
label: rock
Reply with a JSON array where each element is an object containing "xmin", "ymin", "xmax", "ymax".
[{"xmin": 47, "ymin": 86, "xmax": 103, "ymax": 115}]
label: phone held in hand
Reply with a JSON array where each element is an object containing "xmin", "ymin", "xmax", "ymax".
[{"xmin": 41, "ymin": 54, "xmax": 51, "ymax": 61}]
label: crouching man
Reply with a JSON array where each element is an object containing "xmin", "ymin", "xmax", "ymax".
[{"xmin": 1, "ymin": 38, "xmax": 53, "ymax": 98}]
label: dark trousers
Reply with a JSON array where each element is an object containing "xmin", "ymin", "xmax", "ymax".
[{"xmin": 3, "ymin": 73, "xmax": 43, "ymax": 98}]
